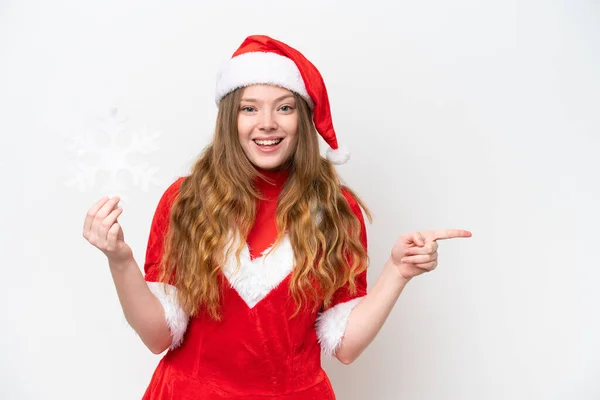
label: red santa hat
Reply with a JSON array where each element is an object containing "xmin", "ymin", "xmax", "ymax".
[{"xmin": 215, "ymin": 35, "xmax": 350, "ymax": 165}]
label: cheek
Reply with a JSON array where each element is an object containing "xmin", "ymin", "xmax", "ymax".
[
  {"xmin": 237, "ymin": 117, "xmax": 252, "ymax": 140},
  {"xmin": 284, "ymin": 116, "xmax": 299, "ymax": 142}
]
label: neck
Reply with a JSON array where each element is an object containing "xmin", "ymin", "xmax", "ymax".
[
  {"xmin": 255, "ymin": 167, "xmax": 289, "ymax": 178},
  {"xmin": 253, "ymin": 166, "xmax": 290, "ymax": 196}
]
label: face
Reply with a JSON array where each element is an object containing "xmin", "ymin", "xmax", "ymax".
[{"xmin": 237, "ymin": 84, "xmax": 299, "ymax": 171}]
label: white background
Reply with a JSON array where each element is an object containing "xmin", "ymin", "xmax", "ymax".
[{"xmin": 1, "ymin": 0, "xmax": 599, "ymax": 399}]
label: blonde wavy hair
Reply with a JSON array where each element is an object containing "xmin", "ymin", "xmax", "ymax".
[{"xmin": 160, "ymin": 87, "xmax": 371, "ymax": 320}]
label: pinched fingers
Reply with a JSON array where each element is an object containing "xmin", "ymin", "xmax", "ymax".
[
  {"xmin": 97, "ymin": 207, "xmax": 124, "ymax": 246},
  {"xmin": 106, "ymin": 221, "xmax": 123, "ymax": 252},
  {"xmin": 84, "ymin": 197, "xmax": 121, "ymax": 247},
  {"xmin": 83, "ymin": 197, "xmax": 110, "ymax": 238}
]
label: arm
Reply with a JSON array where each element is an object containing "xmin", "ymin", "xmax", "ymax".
[
  {"xmin": 313, "ymin": 190, "xmax": 471, "ymax": 363},
  {"xmin": 108, "ymin": 257, "xmax": 172, "ymax": 354},
  {"xmin": 336, "ymin": 229, "xmax": 472, "ymax": 364},
  {"xmin": 334, "ymin": 258, "xmax": 409, "ymax": 364},
  {"xmin": 84, "ymin": 179, "xmax": 189, "ymax": 354}
]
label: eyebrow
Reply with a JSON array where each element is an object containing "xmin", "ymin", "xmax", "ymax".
[{"xmin": 240, "ymin": 94, "xmax": 295, "ymax": 103}]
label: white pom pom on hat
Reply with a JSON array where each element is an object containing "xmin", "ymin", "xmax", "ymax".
[
  {"xmin": 326, "ymin": 145, "xmax": 351, "ymax": 165},
  {"xmin": 215, "ymin": 35, "xmax": 350, "ymax": 165}
]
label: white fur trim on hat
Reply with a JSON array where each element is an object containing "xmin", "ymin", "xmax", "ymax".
[
  {"xmin": 326, "ymin": 145, "xmax": 351, "ymax": 165},
  {"xmin": 147, "ymin": 281, "xmax": 189, "ymax": 349},
  {"xmin": 315, "ymin": 296, "xmax": 363, "ymax": 357},
  {"xmin": 215, "ymin": 52, "xmax": 313, "ymax": 106}
]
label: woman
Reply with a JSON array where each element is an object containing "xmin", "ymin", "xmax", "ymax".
[{"xmin": 83, "ymin": 35, "xmax": 471, "ymax": 399}]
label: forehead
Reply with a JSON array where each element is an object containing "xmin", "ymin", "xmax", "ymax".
[{"xmin": 241, "ymin": 84, "xmax": 294, "ymax": 100}]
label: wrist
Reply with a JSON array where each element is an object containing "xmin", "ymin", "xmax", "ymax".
[
  {"xmin": 108, "ymin": 256, "xmax": 136, "ymax": 273},
  {"xmin": 383, "ymin": 257, "xmax": 411, "ymax": 286}
]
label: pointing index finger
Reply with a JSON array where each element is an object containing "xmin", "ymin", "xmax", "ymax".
[{"xmin": 431, "ymin": 229, "xmax": 472, "ymax": 241}]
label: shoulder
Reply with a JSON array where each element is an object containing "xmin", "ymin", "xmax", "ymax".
[
  {"xmin": 341, "ymin": 187, "xmax": 357, "ymax": 206},
  {"xmin": 153, "ymin": 176, "xmax": 187, "ymax": 216},
  {"xmin": 341, "ymin": 186, "xmax": 362, "ymax": 220},
  {"xmin": 160, "ymin": 176, "xmax": 186, "ymax": 202},
  {"xmin": 340, "ymin": 186, "xmax": 369, "ymax": 247}
]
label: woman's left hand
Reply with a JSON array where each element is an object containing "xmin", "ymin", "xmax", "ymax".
[{"xmin": 390, "ymin": 229, "xmax": 472, "ymax": 280}]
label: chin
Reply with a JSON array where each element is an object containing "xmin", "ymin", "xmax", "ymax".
[
  {"xmin": 253, "ymin": 161, "xmax": 284, "ymax": 171},
  {"xmin": 250, "ymin": 156, "xmax": 290, "ymax": 171}
]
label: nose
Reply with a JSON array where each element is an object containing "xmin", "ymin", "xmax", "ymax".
[{"xmin": 258, "ymin": 111, "xmax": 278, "ymax": 132}]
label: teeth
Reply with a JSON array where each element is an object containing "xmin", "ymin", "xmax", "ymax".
[{"xmin": 254, "ymin": 139, "xmax": 282, "ymax": 146}]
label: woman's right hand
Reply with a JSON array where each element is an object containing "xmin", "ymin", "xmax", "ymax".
[{"xmin": 83, "ymin": 196, "xmax": 133, "ymax": 265}]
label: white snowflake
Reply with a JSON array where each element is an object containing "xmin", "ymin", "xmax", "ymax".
[{"xmin": 66, "ymin": 108, "xmax": 161, "ymax": 199}]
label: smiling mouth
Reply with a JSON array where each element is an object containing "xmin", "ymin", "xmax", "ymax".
[{"xmin": 253, "ymin": 138, "xmax": 283, "ymax": 146}]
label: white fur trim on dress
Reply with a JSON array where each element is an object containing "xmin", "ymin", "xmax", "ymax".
[
  {"xmin": 222, "ymin": 234, "xmax": 295, "ymax": 308},
  {"xmin": 326, "ymin": 145, "xmax": 351, "ymax": 165},
  {"xmin": 146, "ymin": 281, "xmax": 189, "ymax": 349},
  {"xmin": 215, "ymin": 52, "xmax": 314, "ymax": 107},
  {"xmin": 316, "ymin": 296, "xmax": 364, "ymax": 357}
]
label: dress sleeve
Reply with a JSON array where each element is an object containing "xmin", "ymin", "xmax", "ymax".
[
  {"xmin": 315, "ymin": 188, "xmax": 368, "ymax": 357},
  {"xmin": 144, "ymin": 177, "xmax": 189, "ymax": 349}
]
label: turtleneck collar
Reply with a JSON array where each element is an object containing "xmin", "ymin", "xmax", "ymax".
[{"xmin": 253, "ymin": 167, "xmax": 290, "ymax": 198}]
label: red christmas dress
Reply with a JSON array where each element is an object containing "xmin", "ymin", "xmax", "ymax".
[{"xmin": 142, "ymin": 170, "xmax": 368, "ymax": 399}]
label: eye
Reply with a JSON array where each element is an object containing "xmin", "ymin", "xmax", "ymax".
[
  {"xmin": 240, "ymin": 106, "xmax": 256, "ymax": 113},
  {"xmin": 279, "ymin": 105, "xmax": 294, "ymax": 112}
]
